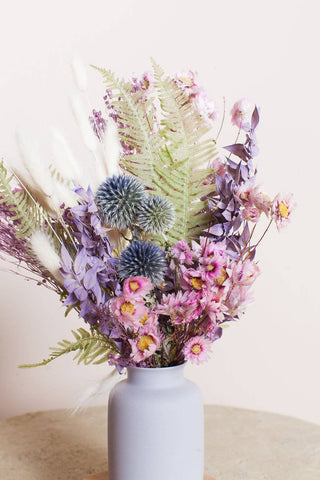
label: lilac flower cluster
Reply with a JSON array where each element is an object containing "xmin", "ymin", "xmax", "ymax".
[{"xmin": 60, "ymin": 186, "xmax": 120, "ymax": 323}]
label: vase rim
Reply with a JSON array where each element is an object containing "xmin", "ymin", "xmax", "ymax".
[{"xmin": 126, "ymin": 362, "xmax": 186, "ymax": 373}]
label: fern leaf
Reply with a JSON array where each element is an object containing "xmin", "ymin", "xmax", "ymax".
[
  {"xmin": 151, "ymin": 61, "xmax": 218, "ymax": 243},
  {"xmin": 93, "ymin": 67, "xmax": 162, "ymax": 190},
  {"xmin": 0, "ymin": 161, "xmax": 44, "ymax": 238},
  {"xmin": 19, "ymin": 327, "xmax": 119, "ymax": 368}
]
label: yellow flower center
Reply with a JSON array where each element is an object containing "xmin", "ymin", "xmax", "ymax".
[
  {"xmin": 278, "ymin": 201, "xmax": 289, "ymax": 218},
  {"xmin": 191, "ymin": 344, "xmax": 202, "ymax": 355},
  {"xmin": 140, "ymin": 314, "xmax": 149, "ymax": 325},
  {"xmin": 179, "ymin": 76, "xmax": 193, "ymax": 86},
  {"xmin": 120, "ymin": 302, "xmax": 135, "ymax": 315},
  {"xmin": 129, "ymin": 281, "xmax": 140, "ymax": 292},
  {"xmin": 191, "ymin": 278, "xmax": 204, "ymax": 290},
  {"xmin": 207, "ymin": 264, "xmax": 216, "ymax": 272},
  {"xmin": 216, "ymin": 268, "xmax": 228, "ymax": 286},
  {"xmin": 137, "ymin": 335, "xmax": 154, "ymax": 352}
]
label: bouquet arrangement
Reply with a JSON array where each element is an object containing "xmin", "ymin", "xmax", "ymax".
[{"xmin": 0, "ymin": 61, "xmax": 294, "ymax": 371}]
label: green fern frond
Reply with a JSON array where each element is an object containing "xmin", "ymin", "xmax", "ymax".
[
  {"xmin": 93, "ymin": 66, "xmax": 162, "ymax": 189},
  {"xmin": 0, "ymin": 161, "xmax": 44, "ymax": 238},
  {"xmin": 19, "ymin": 327, "xmax": 119, "ymax": 368},
  {"xmin": 151, "ymin": 61, "xmax": 218, "ymax": 243}
]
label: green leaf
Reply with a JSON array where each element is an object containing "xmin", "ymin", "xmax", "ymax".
[
  {"xmin": 0, "ymin": 161, "xmax": 44, "ymax": 238},
  {"xmin": 19, "ymin": 326, "xmax": 119, "ymax": 368}
]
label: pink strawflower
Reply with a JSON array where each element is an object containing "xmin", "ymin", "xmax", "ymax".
[
  {"xmin": 112, "ymin": 296, "xmax": 149, "ymax": 329},
  {"xmin": 122, "ymin": 276, "xmax": 153, "ymax": 299},
  {"xmin": 231, "ymin": 97, "xmax": 254, "ymax": 131},
  {"xmin": 180, "ymin": 266, "xmax": 210, "ymax": 297},
  {"xmin": 183, "ymin": 336, "xmax": 212, "ymax": 365},
  {"xmin": 171, "ymin": 239, "xmax": 193, "ymax": 266},
  {"xmin": 129, "ymin": 326, "xmax": 161, "ymax": 363},
  {"xmin": 235, "ymin": 180, "xmax": 256, "ymax": 204},
  {"xmin": 138, "ymin": 310, "xmax": 159, "ymax": 328},
  {"xmin": 193, "ymin": 94, "xmax": 219, "ymax": 124},
  {"xmin": 157, "ymin": 290, "xmax": 197, "ymax": 324},
  {"xmin": 225, "ymin": 284, "xmax": 254, "ymax": 316},
  {"xmin": 240, "ymin": 205, "xmax": 261, "ymax": 223},
  {"xmin": 251, "ymin": 191, "xmax": 271, "ymax": 216},
  {"xmin": 271, "ymin": 193, "xmax": 295, "ymax": 231},
  {"xmin": 204, "ymin": 289, "xmax": 227, "ymax": 323},
  {"xmin": 174, "ymin": 70, "xmax": 202, "ymax": 97},
  {"xmin": 232, "ymin": 259, "xmax": 260, "ymax": 286}
]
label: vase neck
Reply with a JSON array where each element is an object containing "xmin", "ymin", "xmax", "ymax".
[{"xmin": 126, "ymin": 364, "xmax": 186, "ymax": 388}]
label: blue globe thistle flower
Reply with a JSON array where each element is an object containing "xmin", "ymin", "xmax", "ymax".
[
  {"xmin": 137, "ymin": 196, "xmax": 175, "ymax": 234},
  {"xmin": 118, "ymin": 240, "xmax": 167, "ymax": 285},
  {"xmin": 95, "ymin": 174, "xmax": 146, "ymax": 230}
]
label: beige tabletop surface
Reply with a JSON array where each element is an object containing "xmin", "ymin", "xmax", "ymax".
[{"xmin": 0, "ymin": 405, "xmax": 319, "ymax": 480}]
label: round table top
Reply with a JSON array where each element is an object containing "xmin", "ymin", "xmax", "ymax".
[{"xmin": 0, "ymin": 405, "xmax": 319, "ymax": 480}]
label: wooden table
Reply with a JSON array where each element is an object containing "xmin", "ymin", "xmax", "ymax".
[{"xmin": 0, "ymin": 405, "xmax": 319, "ymax": 480}]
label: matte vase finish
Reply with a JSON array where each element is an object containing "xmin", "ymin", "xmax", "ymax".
[{"xmin": 108, "ymin": 364, "xmax": 204, "ymax": 480}]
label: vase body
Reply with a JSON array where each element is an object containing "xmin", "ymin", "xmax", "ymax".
[{"xmin": 108, "ymin": 363, "xmax": 204, "ymax": 480}]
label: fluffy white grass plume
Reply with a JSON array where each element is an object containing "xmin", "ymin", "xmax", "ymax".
[
  {"xmin": 30, "ymin": 230, "xmax": 64, "ymax": 284},
  {"xmin": 50, "ymin": 127, "xmax": 83, "ymax": 184},
  {"xmin": 71, "ymin": 368, "xmax": 122, "ymax": 414},
  {"xmin": 71, "ymin": 53, "xmax": 88, "ymax": 92},
  {"xmin": 16, "ymin": 127, "xmax": 53, "ymax": 197},
  {"xmin": 103, "ymin": 117, "xmax": 121, "ymax": 177},
  {"xmin": 70, "ymin": 91, "xmax": 98, "ymax": 153}
]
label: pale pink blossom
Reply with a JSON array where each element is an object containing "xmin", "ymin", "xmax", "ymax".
[
  {"xmin": 174, "ymin": 70, "xmax": 202, "ymax": 97},
  {"xmin": 251, "ymin": 191, "xmax": 271, "ymax": 216},
  {"xmin": 171, "ymin": 239, "xmax": 193, "ymax": 266},
  {"xmin": 271, "ymin": 193, "xmax": 295, "ymax": 231},
  {"xmin": 129, "ymin": 326, "xmax": 161, "ymax": 363},
  {"xmin": 240, "ymin": 205, "xmax": 261, "ymax": 223},
  {"xmin": 112, "ymin": 296, "xmax": 148, "ymax": 329},
  {"xmin": 183, "ymin": 336, "xmax": 212, "ymax": 365},
  {"xmin": 193, "ymin": 94, "xmax": 218, "ymax": 124},
  {"xmin": 232, "ymin": 260, "xmax": 260, "ymax": 286},
  {"xmin": 122, "ymin": 276, "xmax": 153, "ymax": 299},
  {"xmin": 225, "ymin": 284, "xmax": 254, "ymax": 316},
  {"xmin": 204, "ymin": 289, "xmax": 227, "ymax": 323},
  {"xmin": 156, "ymin": 290, "xmax": 197, "ymax": 324},
  {"xmin": 231, "ymin": 98, "xmax": 254, "ymax": 131}
]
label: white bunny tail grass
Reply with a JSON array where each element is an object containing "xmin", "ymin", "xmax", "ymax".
[
  {"xmin": 50, "ymin": 127, "xmax": 83, "ymax": 184},
  {"xmin": 71, "ymin": 53, "xmax": 88, "ymax": 92},
  {"xmin": 103, "ymin": 117, "xmax": 121, "ymax": 177},
  {"xmin": 16, "ymin": 127, "xmax": 53, "ymax": 197},
  {"xmin": 70, "ymin": 91, "xmax": 98, "ymax": 153},
  {"xmin": 30, "ymin": 230, "xmax": 64, "ymax": 284},
  {"xmin": 71, "ymin": 368, "xmax": 123, "ymax": 415}
]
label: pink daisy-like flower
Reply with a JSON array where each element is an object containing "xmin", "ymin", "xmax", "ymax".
[
  {"xmin": 225, "ymin": 284, "xmax": 254, "ymax": 316},
  {"xmin": 174, "ymin": 70, "xmax": 202, "ymax": 97},
  {"xmin": 129, "ymin": 326, "xmax": 161, "ymax": 363},
  {"xmin": 240, "ymin": 205, "xmax": 261, "ymax": 223},
  {"xmin": 271, "ymin": 193, "xmax": 295, "ymax": 231},
  {"xmin": 179, "ymin": 266, "xmax": 211, "ymax": 298},
  {"xmin": 122, "ymin": 276, "xmax": 153, "ymax": 299},
  {"xmin": 138, "ymin": 310, "xmax": 159, "ymax": 328},
  {"xmin": 171, "ymin": 239, "xmax": 193, "ymax": 266},
  {"xmin": 183, "ymin": 336, "xmax": 212, "ymax": 365},
  {"xmin": 156, "ymin": 290, "xmax": 197, "ymax": 324},
  {"xmin": 230, "ymin": 97, "xmax": 254, "ymax": 131},
  {"xmin": 204, "ymin": 289, "xmax": 227, "ymax": 323},
  {"xmin": 193, "ymin": 94, "xmax": 218, "ymax": 124},
  {"xmin": 252, "ymin": 191, "xmax": 271, "ymax": 216},
  {"xmin": 232, "ymin": 259, "xmax": 260, "ymax": 286},
  {"xmin": 112, "ymin": 296, "xmax": 148, "ymax": 330}
]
